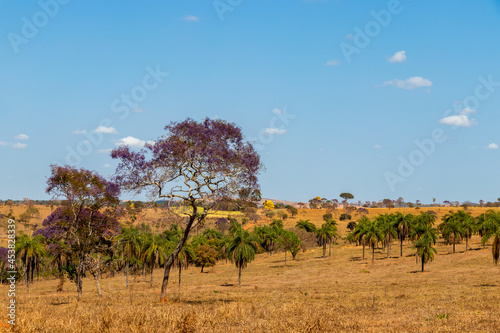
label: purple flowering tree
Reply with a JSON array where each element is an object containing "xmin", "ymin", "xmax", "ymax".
[
  {"xmin": 111, "ymin": 118, "xmax": 261, "ymax": 301},
  {"xmin": 41, "ymin": 165, "xmax": 120, "ymax": 300}
]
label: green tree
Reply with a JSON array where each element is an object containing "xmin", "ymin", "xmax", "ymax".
[
  {"xmin": 116, "ymin": 227, "xmax": 141, "ymax": 289},
  {"xmin": 353, "ymin": 216, "xmax": 370, "ymax": 260},
  {"xmin": 316, "ymin": 223, "xmax": 338, "ymax": 258},
  {"xmin": 228, "ymin": 229, "xmax": 258, "ymax": 286},
  {"xmin": 414, "ymin": 237, "xmax": 437, "ymax": 272},
  {"xmin": 363, "ymin": 220, "xmax": 384, "ymax": 263},
  {"xmin": 194, "ymin": 244, "xmax": 217, "ymax": 272},
  {"xmin": 480, "ymin": 210, "xmax": 500, "ymax": 265},
  {"xmin": 440, "ymin": 211, "xmax": 465, "ymax": 253},
  {"xmin": 393, "ymin": 212, "xmax": 414, "ymax": 257},
  {"xmin": 295, "ymin": 219, "xmax": 317, "ymax": 233},
  {"xmin": 16, "ymin": 233, "xmax": 47, "ymax": 292},
  {"xmin": 279, "ymin": 230, "xmax": 301, "ymax": 265},
  {"xmin": 376, "ymin": 214, "xmax": 397, "ymax": 258},
  {"xmin": 142, "ymin": 233, "xmax": 170, "ymax": 287}
]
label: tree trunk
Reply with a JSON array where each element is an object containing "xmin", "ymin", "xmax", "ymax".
[
  {"xmin": 125, "ymin": 260, "xmax": 129, "ymax": 289},
  {"xmin": 284, "ymin": 250, "xmax": 287, "ymax": 266},
  {"xmin": 323, "ymin": 243, "xmax": 326, "ymax": 258},
  {"xmin": 372, "ymin": 245, "xmax": 375, "ymax": 263},
  {"xmin": 76, "ymin": 257, "xmax": 84, "ymax": 301},
  {"xmin": 387, "ymin": 239, "xmax": 391, "ymax": 258},
  {"xmin": 150, "ymin": 262, "xmax": 154, "ymax": 287},
  {"xmin": 453, "ymin": 240, "xmax": 456, "ymax": 254},
  {"xmin": 159, "ymin": 211, "xmax": 198, "ymax": 301},
  {"xmin": 94, "ymin": 273, "xmax": 102, "ymax": 297},
  {"xmin": 238, "ymin": 266, "xmax": 242, "ymax": 286},
  {"xmin": 142, "ymin": 265, "xmax": 146, "ymax": 282},
  {"xmin": 400, "ymin": 237, "xmax": 403, "ymax": 257},
  {"xmin": 178, "ymin": 263, "xmax": 182, "ymax": 287},
  {"xmin": 201, "ymin": 265, "xmax": 204, "ymax": 273},
  {"xmin": 421, "ymin": 255, "xmax": 425, "ymax": 272},
  {"xmin": 466, "ymin": 237, "xmax": 468, "ymax": 252},
  {"xmin": 362, "ymin": 242, "xmax": 365, "ymax": 260},
  {"xmin": 329, "ymin": 240, "xmax": 332, "ymax": 257}
]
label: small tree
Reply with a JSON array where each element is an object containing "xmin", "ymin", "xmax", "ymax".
[
  {"xmin": 228, "ymin": 229, "xmax": 258, "ymax": 286},
  {"xmin": 263, "ymin": 200, "xmax": 275, "ymax": 210},
  {"xmin": 279, "ymin": 230, "xmax": 301, "ymax": 265},
  {"xmin": 194, "ymin": 244, "xmax": 217, "ymax": 272}
]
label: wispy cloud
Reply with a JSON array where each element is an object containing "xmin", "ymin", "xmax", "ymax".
[
  {"xmin": 388, "ymin": 50, "xmax": 406, "ymax": 63},
  {"xmin": 95, "ymin": 126, "xmax": 118, "ymax": 134},
  {"xmin": 459, "ymin": 107, "xmax": 476, "ymax": 115},
  {"xmin": 264, "ymin": 128, "xmax": 286, "ymax": 135},
  {"xmin": 115, "ymin": 136, "xmax": 154, "ymax": 148},
  {"xmin": 15, "ymin": 134, "xmax": 29, "ymax": 140},
  {"xmin": 103, "ymin": 163, "xmax": 111, "ymax": 168},
  {"xmin": 326, "ymin": 59, "xmax": 340, "ymax": 66},
  {"xmin": 438, "ymin": 114, "xmax": 475, "ymax": 127},
  {"xmin": 0, "ymin": 141, "xmax": 11, "ymax": 147},
  {"xmin": 373, "ymin": 144, "xmax": 382, "ymax": 149},
  {"xmin": 380, "ymin": 76, "xmax": 432, "ymax": 90},
  {"xmin": 73, "ymin": 129, "xmax": 87, "ymax": 135},
  {"xmin": 12, "ymin": 143, "xmax": 27, "ymax": 149},
  {"xmin": 184, "ymin": 15, "xmax": 199, "ymax": 22},
  {"xmin": 486, "ymin": 143, "xmax": 498, "ymax": 149}
]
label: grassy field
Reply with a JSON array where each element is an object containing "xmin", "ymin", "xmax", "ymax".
[{"xmin": 1, "ymin": 206, "xmax": 499, "ymax": 332}]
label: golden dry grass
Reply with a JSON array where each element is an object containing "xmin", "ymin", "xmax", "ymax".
[{"xmin": 1, "ymin": 206, "xmax": 500, "ymax": 332}]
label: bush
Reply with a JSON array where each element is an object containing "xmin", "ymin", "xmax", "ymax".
[{"xmin": 339, "ymin": 214, "xmax": 352, "ymax": 221}]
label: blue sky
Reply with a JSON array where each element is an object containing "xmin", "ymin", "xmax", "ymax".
[{"xmin": 1, "ymin": 0, "xmax": 500, "ymax": 204}]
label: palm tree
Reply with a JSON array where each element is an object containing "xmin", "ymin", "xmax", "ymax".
[
  {"xmin": 316, "ymin": 223, "xmax": 338, "ymax": 258},
  {"xmin": 116, "ymin": 227, "xmax": 141, "ymax": 288},
  {"xmin": 480, "ymin": 210, "xmax": 500, "ymax": 265},
  {"xmin": 228, "ymin": 229, "xmax": 258, "ymax": 286},
  {"xmin": 393, "ymin": 212, "xmax": 414, "ymax": 257},
  {"xmin": 414, "ymin": 237, "xmax": 437, "ymax": 272},
  {"xmin": 141, "ymin": 232, "xmax": 170, "ymax": 287},
  {"xmin": 16, "ymin": 233, "xmax": 47, "ymax": 292},
  {"xmin": 440, "ymin": 211, "xmax": 465, "ymax": 253},
  {"xmin": 203, "ymin": 228, "xmax": 223, "ymax": 240},
  {"xmin": 295, "ymin": 219, "xmax": 317, "ymax": 233},
  {"xmin": 170, "ymin": 225, "xmax": 196, "ymax": 287},
  {"xmin": 363, "ymin": 221, "xmax": 384, "ymax": 263},
  {"xmin": 457, "ymin": 211, "xmax": 475, "ymax": 252},
  {"xmin": 353, "ymin": 216, "xmax": 370, "ymax": 259},
  {"xmin": 376, "ymin": 214, "xmax": 397, "ymax": 258}
]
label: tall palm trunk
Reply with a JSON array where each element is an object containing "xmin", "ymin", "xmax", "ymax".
[
  {"xmin": 372, "ymin": 244, "xmax": 375, "ymax": 263},
  {"xmin": 400, "ymin": 236, "xmax": 404, "ymax": 257},
  {"xmin": 150, "ymin": 261, "xmax": 155, "ymax": 287},
  {"xmin": 125, "ymin": 260, "xmax": 129, "ymax": 289},
  {"xmin": 329, "ymin": 240, "xmax": 332, "ymax": 257},
  {"xmin": 323, "ymin": 243, "xmax": 326, "ymax": 258},
  {"xmin": 284, "ymin": 250, "xmax": 287, "ymax": 266},
  {"xmin": 238, "ymin": 266, "xmax": 242, "ymax": 286},
  {"xmin": 178, "ymin": 263, "xmax": 182, "ymax": 287},
  {"xmin": 465, "ymin": 237, "xmax": 468, "ymax": 252},
  {"xmin": 421, "ymin": 255, "xmax": 425, "ymax": 272}
]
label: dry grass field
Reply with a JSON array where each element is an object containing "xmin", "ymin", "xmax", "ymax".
[{"xmin": 1, "ymin": 206, "xmax": 499, "ymax": 332}]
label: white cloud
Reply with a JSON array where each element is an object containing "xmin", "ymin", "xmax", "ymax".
[
  {"xmin": 97, "ymin": 148, "xmax": 112, "ymax": 154},
  {"xmin": 381, "ymin": 76, "xmax": 432, "ymax": 90},
  {"xmin": 15, "ymin": 134, "xmax": 29, "ymax": 140},
  {"xmin": 264, "ymin": 128, "xmax": 286, "ymax": 135},
  {"xmin": 373, "ymin": 144, "xmax": 382, "ymax": 149},
  {"xmin": 95, "ymin": 126, "xmax": 118, "ymax": 134},
  {"xmin": 486, "ymin": 143, "xmax": 498, "ymax": 150},
  {"xmin": 103, "ymin": 164, "xmax": 111, "ymax": 168},
  {"xmin": 115, "ymin": 136, "xmax": 154, "ymax": 148},
  {"xmin": 326, "ymin": 59, "xmax": 340, "ymax": 66},
  {"xmin": 388, "ymin": 50, "xmax": 406, "ymax": 63},
  {"xmin": 73, "ymin": 129, "xmax": 87, "ymax": 134},
  {"xmin": 438, "ymin": 114, "xmax": 475, "ymax": 127},
  {"xmin": 272, "ymin": 108, "xmax": 283, "ymax": 115},
  {"xmin": 12, "ymin": 143, "xmax": 27, "ymax": 149},
  {"xmin": 0, "ymin": 141, "xmax": 10, "ymax": 147},
  {"xmin": 184, "ymin": 15, "xmax": 199, "ymax": 21}
]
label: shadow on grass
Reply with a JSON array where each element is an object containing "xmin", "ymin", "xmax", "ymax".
[{"xmin": 474, "ymin": 284, "xmax": 497, "ymax": 287}]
